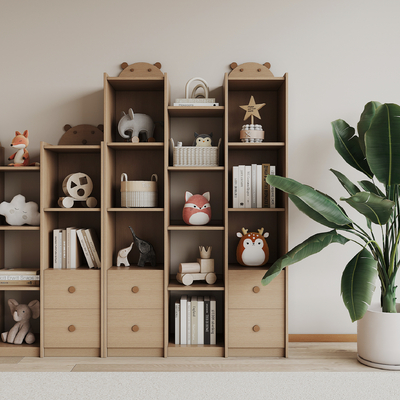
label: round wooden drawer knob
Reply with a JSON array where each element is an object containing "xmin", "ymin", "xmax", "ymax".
[
  {"xmin": 131, "ymin": 325, "xmax": 139, "ymax": 332},
  {"xmin": 68, "ymin": 325, "xmax": 76, "ymax": 332},
  {"xmin": 253, "ymin": 325, "xmax": 260, "ymax": 332},
  {"xmin": 131, "ymin": 286, "xmax": 139, "ymax": 293},
  {"xmin": 68, "ymin": 286, "xmax": 76, "ymax": 293},
  {"xmin": 252, "ymin": 286, "xmax": 260, "ymax": 293}
]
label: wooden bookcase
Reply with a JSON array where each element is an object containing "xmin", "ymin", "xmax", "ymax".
[{"xmin": 0, "ymin": 62, "xmax": 288, "ymax": 358}]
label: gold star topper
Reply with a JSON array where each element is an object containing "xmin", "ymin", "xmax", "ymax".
[{"xmin": 240, "ymin": 96, "xmax": 266, "ymax": 125}]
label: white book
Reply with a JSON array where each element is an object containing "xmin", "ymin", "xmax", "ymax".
[
  {"xmin": 232, "ymin": 166, "xmax": 239, "ymax": 208},
  {"xmin": 175, "ymin": 300, "xmax": 180, "ymax": 345},
  {"xmin": 76, "ymin": 229, "xmax": 94, "ymax": 268},
  {"xmin": 251, "ymin": 164, "xmax": 257, "ymax": 208},
  {"xmin": 197, "ymin": 296, "xmax": 204, "ymax": 345},
  {"xmin": 66, "ymin": 227, "xmax": 77, "ymax": 269},
  {"xmin": 53, "ymin": 229, "xmax": 63, "ymax": 269},
  {"xmin": 245, "ymin": 165, "xmax": 251, "ymax": 208},
  {"xmin": 238, "ymin": 165, "xmax": 245, "ymax": 208},
  {"xmin": 180, "ymin": 295, "xmax": 187, "ymax": 345},
  {"xmin": 173, "ymin": 102, "xmax": 219, "ymax": 107},
  {"xmin": 175, "ymin": 98, "xmax": 216, "ymax": 103},
  {"xmin": 256, "ymin": 164, "xmax": 262, "ymax": 208},
  {"xmin": 61, "ymin": 229, "xmax": 66, "ymax": 269},
  {"xmin": 210, "ymin": 296, "xmax": 216, "ymax": 345},
  {"xmin": 270, "ymin": 165, "xmax": 276, "ymax": 208},
  {"xmin": 191, "ymin": 296, "xmax": 198, "ymax": 345},
  {"xmin": 187, "ymin": 296, "xmax": 191, "ymax": 345},
  {"xmin": 85, "ymin": 228, "xmax": 101, "ymax": 268}
]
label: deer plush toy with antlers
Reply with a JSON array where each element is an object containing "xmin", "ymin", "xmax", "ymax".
[{"xmin": 236, "ymin": 227, "xmax": 269, "ymax": 266}]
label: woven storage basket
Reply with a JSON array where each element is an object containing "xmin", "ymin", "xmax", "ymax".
[
  {"xmin": 121, "ymin": 173, "xmax": 158, "ymax": 207},
  {"xmin": 171, "ymin": 138, "xmax": 221, "ymax": 167}
]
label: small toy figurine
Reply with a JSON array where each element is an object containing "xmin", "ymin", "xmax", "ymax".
[
  {"xmin": 1, "ymin": 299, "xmax": 40, "ymax": 345},
  {"xmin": 118, "ymin": 108, "xmax": 155, "ymax": 143},
  {"xmin": 129, "ymin": 226, "xmax": 156, "ymax": 267},
  {"xmin": 117, "ymin": 242, "xmax": 133, "ymax": 266},
  {"xmin": 193, "ymin": 132, "xmax": 213, "ymax": 147},
  {"xmin": 58, "ymin": 172, "xmax": 97, "ymax": 208},
  {"xmin": 0, "ymin": 194, "xmax": 40, "ymax": 226},
  {"xmin": 182, "ymin": 191, "xmax": 211, "ymax": 225},
  {"xmin": 239, "ymin": 96, "xmax": 266, "ymax": 143},
  {"xmin": 176, "ymin": 246, "xmax": 217, "ymax": 286},
  {"xmin": 8, "ymin": 130, "xmax": 37, "ymax": 166},
  {"xmin": 236, "ymin": 227, "xmax": 270, "ymax": 266}
]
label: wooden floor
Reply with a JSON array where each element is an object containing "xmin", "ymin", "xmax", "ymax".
[{"xmin": 0, "ymin": 343, "xmax": 379, "ymax": 372}]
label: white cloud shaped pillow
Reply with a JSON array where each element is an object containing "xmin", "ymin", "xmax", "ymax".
[{"xmin": 0, "ymin": 194, "xmax": 40, "ymax": 226}]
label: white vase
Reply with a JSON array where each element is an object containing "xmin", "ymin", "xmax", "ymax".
[{"xmin": 357, "ymin": 303, "xmax": 400, "ymax": 370}]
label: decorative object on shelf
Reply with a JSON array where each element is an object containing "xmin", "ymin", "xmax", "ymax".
[
  {"xmin": 118, "ymin": 108, "xmax": 155, "ymax": 143},
  {"xmin": 1, "ymin": 299, "xmax": 40, "ymax": 345},
  {"xmin": 117, "ymin": 242, "xmax": 133, "ymax": 267},
  {"xmin": 193, "ymin": 132, "xmax": 213, "ymax": 147},
  {"xmin": 236, "ymin": 227, "xmax": 269, "ymax": 266},
  {"xmin": 58, "ymin": 172, "xmax": 97, "ymax": 208},
  {"xmin": 229, "ymin": 61, "xmax": 274, "ymax": 78},
  {"xmin": 176, "ymin": 245, "xmax": 217, "ymax": 286},
  {"xmin": 129, "ymin": 226, "xmax": 156, "ymax": 267},
  {"xmin": 239, "ymin": 96, "xmax": 266, "ymax": 143},
  {"xmin": 8, "ymin": 130, "xmax": 39, "ymax": 166},
  {"xmin": 119, "ymin": 61, "xmax": 163, "ymax": 78},
  {"xmin": 171, "ymin": 138, "xmax": 221, "ymax": 167},
  {"xmin": 174, "ymin": 77, "xmax": 219, "ymax": 106},
  {"xmin": 58, "ymin": 124, "xmax": 104, "ymax": 145},
  {"xmin": 182, "ymin": 191, "xmax": 211, "ymax": 225},
  {"xmin": 120, "ymin": 173, "xmax": 158, "ymax": 208},
  {"xmin": 0, "ymin": 194, "xmax": 40, "ymax": 226}
]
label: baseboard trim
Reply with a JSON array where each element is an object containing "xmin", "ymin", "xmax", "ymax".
[{"xmin": 289, "ymin": 334, "xmax": 357, "ymax": 342}]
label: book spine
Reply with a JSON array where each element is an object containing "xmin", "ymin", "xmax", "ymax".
[
  {"xmin": 191, "ymin": 296, "xmax": 198, "ymax": 345},
  {"xmin": 251, "ymin": 164, "xmax": 257, "ymax": 208},
  {"xmin": 245, "ymin": 165, "xmax": 251, "ymax": 208},
  {"xmin": 204, "ymin": 296, "xmax": 210, "ymax": 345},
  {"xmin": 85, "ymin": 229, "xmax": 101, "ymax": 269},
  {"xmin": 61, "ymin": 229, "xmax": 66, "ymax": 269},
  {"xmin": 262, "ymin": 164, "xmax": 270, "ymax": 208},
  {"xmin": 53, "ymin": 229, "xmax": 61, "ymax": 269},
  {"xmin": 269, "ymin": 166, "xmax": 276, "ymax": 208},
  {"xmin": 210, "ymin": 296, "xmax": 216, "ymax": 345},
  {"xmin": 197, "ymin": 296, "xmax": 204, "ymax": 345},
  {"xmin": 187, "ymin": 297, "xmax": 191, "ymax": 345},
  {"xmin": 173, "ymin": 102, "xmax": 219, "ymax": 107},
  {"xmin": 76, "ymin": 229, "xmax": 94, "ymax": 268},
  {"xmin": 175, "ymin": 98, "xmax": 216, "ymax": 103},
  {"xmin": 175, "ymin": 300, "xmax": 180, "ymax": 345},
  {"xmin": 256, "ymin": 164, "xmax": 262, "ymax": 208},
  {"xmin": 238, "ymin": 165, "xmax": 245, "ymax": 208},
  {"xmin": 232, "ymin": 166, "xmax": 239, "ymax": 208},
  {"xmin": 0, "ymin": 280, "xmax": 39, "ymax": 286},
  {"xmin": 180, "ymin": 295, "xmax": 187, "ymax": 345}
]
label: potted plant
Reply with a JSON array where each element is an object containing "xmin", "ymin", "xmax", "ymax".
[{"xmin": 262, "ymin": 101, "xmax": 400, "ymax": 369}]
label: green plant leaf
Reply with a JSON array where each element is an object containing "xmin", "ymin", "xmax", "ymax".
[
  {"xmin": 332, "ymin": 119, "xmax": 373, "ymax": 178},
  {"xmin": 330, "ymin": 169, "xmax": 360, "ymax": 196},
  {"xmin": 357, "ymin": 101, "xmax": 382, "ymax": 156},
  {"xmin": 358, "ymin": 180, "xmax": 385, "ymax": 197},
  {"xmin": 341, "ymin": 248, "xmax": 377, "ymax": 322},
  {"xmin": 262, "ymin": 230, "xmax": 349, "ymax": 285},
  {"xmin": 365, "ymin": 103, "xmax": 400, "ymax": 186},
  {"xmin": 266, "ymin": 175, "xmax": 353, "ymax": 226},
  {"xmin": 341, "ymin": 192, "xmax": 395, "ymax": 225}
]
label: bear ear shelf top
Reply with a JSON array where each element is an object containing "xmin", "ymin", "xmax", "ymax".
[{"xmin": 118, "ymin": 62, "xmax": 163, "ymax": 78}]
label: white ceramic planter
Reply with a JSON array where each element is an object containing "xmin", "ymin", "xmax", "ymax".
[{"xmin": 357, "ymin": 303, "xmax": 400, "ymax": 370}]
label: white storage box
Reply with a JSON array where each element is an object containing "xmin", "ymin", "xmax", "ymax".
[
  {"xmin": 121, "ymin": 173, "xmax": 158, "ymax": 207},
  {"xmin": 171, "ymin": 138, "xmax": 221, "ymax": 167}
]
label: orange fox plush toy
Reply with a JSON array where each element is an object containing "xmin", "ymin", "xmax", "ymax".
[{"xmin": 8, "ymin": 130, "xmax": 31, "ymax": 166}]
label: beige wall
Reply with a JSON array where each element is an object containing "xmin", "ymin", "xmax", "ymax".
[{"xmin": 1, "ymin": 0, "xmax": 400, "ymax": 334}]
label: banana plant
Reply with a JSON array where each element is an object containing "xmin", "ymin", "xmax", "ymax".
[{"xmin": 262, "ymin": 102, "xmax": 400, "ymax": 322}]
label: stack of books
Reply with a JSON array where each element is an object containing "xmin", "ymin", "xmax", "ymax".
[
  {"xmin": 175, "ymin": 295, "xmax": 216, "ymax": 345},
  {"xmin": 53, "ymin": 227, "xmax": 100, "ymax": 269},
  {"xmin": 232, "ymin": 163, "xmax": 276, "ymax": 208},
  {"xmin": 0, "ymin": 268, "xmax": 40, "ymax": 286},
  {"xmin": 173, "ymin": 98, "xmax": 219, "ymax": 107}
]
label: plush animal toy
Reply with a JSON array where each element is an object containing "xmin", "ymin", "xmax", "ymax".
[
  {"xmin": 182, "ymin": 191, "xmax": 211, "ymax": 225},
  {"xmin": 193, "ymin": 132, "xmax": 213, "ymax": 147},
  {"xmin": 8, "ymin": 130, "xmax": 31, "ymax": 166},
  {"xmin": 0, "ymin": 194, "xmax": 40, "ymax": 226},
  {"xmin": 236, "ymin": 227, "xmax": 269, "ymax": 266},
  {"xmin": 1, "ymin": 299, "xmax": 40, "ymax": 345}
]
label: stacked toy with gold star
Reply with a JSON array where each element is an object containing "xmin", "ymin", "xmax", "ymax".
[{"xmin": 239, "ymin": 96, "xmax": 266, "ymax": 142}]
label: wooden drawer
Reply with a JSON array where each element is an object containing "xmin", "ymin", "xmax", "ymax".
[
  {"xmin": 44, "ymin": 308, "xmax": 100, "ymax": 348},
  {"xmin": 229, "ymin": 269, "xmax": 285, "ymax": 309},
  {"xmin": 44, "ymin": 269, "xmax": 100, "ymax": 309},
  {"xmin": 228, "ymin": 309, "xmax": 285, "ymax": 348},
  {"xmin": 108, "ymin": 309, "xmax": 163, "ymax": 348},
  {"xmin": 108, "ymin": 269, "xmax": 163, "ymax": 309}
]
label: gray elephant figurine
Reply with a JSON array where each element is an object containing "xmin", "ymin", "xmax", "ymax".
[
  {"xmin": 118, "ymin": 108, "xmax": 155, "ymax": 143},
  {"xmin": 129, "ymin": 226, "xmax": 156, "ymax": 267},
  {"xmin": 1, "ymin": 299, "xmax": 40, "ymax": 345}
]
